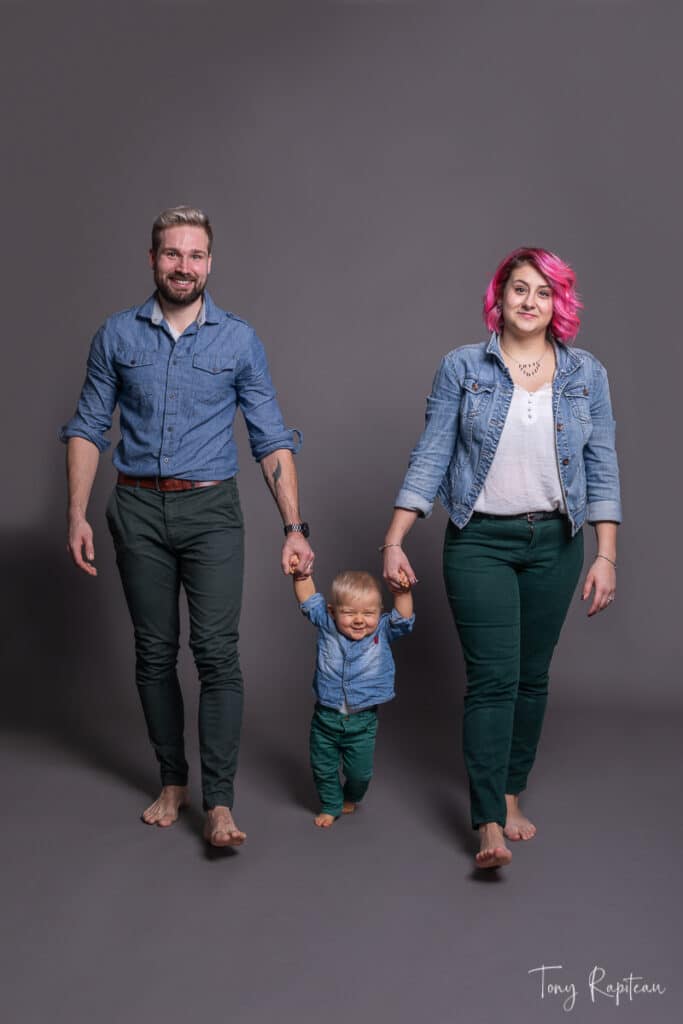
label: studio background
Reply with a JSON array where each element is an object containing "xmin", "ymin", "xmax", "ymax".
[{"xmin": 2, "ymin": 3, "xmax": 680, "ymax": 1023}]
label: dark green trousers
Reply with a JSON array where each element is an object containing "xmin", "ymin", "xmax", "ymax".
[
  {"xmin": 443, "ymin": 515, "xmax": 584, "ymax": 829},
  {"xmin": 309, "ymin": 704, "xmax": 379, "ymax": 816},
  {"xmin": 106, "ymin": 479, "xmax": 244, "ymax": 810}
]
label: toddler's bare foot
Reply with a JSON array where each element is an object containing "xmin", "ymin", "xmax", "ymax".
[
  {"xmin": 476, "ymin": 822, "xmax": 512, "ymax": 869},
  {"xmin": 203, "ymin": 806, "xmax": 246, "ymax": 847},
  {"xmin": 314, "ymin": 813, "xmax": 336, "ymax": 828},
  {"xmin": 342, "ymin": 801, "xmax": 356, "ymax": 815},
  {"xmin": 141, "ymin": 785, "xmax": 189, "ymax": 827},
  {"xmin": 504, "ymin": 794, "xmax": 537, "ymax": 841}
]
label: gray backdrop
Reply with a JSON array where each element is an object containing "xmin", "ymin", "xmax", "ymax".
[{"xmin": 2, "ymin": 3, "xmax": 681, "ymax": 1023}]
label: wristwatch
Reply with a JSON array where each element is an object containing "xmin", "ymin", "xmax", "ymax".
[{"xmin": 284, "ymin": 522, "xmax": 310, "ymax": 538}]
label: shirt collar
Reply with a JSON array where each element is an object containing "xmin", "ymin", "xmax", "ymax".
[{"xmin": 136, "ymin": 290, "xmax": 221, "ymax": 327}]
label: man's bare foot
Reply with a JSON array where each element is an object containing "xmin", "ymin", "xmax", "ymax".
[
  {"xmin": 504, "ymin": 794, "xmax": 537, "ymax": 841},
  {"xmin": 476, "ymin": 822, "xmax": 512, "ymax": 869},
  {"xmin": 342, "ymin": 801, "xmax": 356, "ymax": 815},
  {"xmin": 314, "ymin": 813, "xmax": 336, "ymax": 828},
  {"xmin": 203, "ymin": 806, "xmax": 246, "ymax": 847},
  {"xmin": 141, "ymin": 785, "xmax": 189, "ymax": 827}
]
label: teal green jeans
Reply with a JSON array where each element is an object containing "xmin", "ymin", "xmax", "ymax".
[
  {"xmin": 106, "ymin": 479, "xmax": 244, "ymax": 810},
  {"xmin": 309, "ymin": 704, "xmax": 379, "ymax": 816},
  {"xmin": 443, "ymin": 514, "xmax": 584, "ymax": 829}
]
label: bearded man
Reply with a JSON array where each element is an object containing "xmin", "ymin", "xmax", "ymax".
[{"xmin": 61, "ymin": 206, "xmax": 313, "ymax": 846}]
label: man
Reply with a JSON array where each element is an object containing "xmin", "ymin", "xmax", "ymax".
[{"xmin": 61, "ymin": 206, "xmax": 313, "ymax": 847}]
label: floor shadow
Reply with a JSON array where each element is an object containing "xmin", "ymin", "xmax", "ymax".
[{"xmin": 1, "ymin": 530, "xmax": 155, "ymax": 798}]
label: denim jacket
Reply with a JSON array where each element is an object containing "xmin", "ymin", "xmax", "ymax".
[
  {"xmin": 301, "ymin": 593, "xmax": 415, "ymax": 711},
  {"xmin": 395, "ymin": 334, "xmax": 621, "ymax": 536}
]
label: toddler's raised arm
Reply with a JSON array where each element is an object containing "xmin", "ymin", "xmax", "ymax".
[
  {"xmin": 289, "ymin": 554, "xmax": 316, "ymax": 603},
  {"xmin": 393, "ymin": 570, "xmax": 413, "ymax": 620}
]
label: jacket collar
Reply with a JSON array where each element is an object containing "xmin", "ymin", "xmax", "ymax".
[{"xmin": 486, "ymin": 332, "xmax": 583, "ymax": 376}]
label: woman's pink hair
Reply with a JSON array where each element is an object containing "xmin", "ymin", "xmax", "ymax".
[{"xmin": 483, "ymin": 247, "xmax": 582, "ymax": 342}]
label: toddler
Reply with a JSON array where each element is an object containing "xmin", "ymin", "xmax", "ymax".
[{"xmin": 291, "ymin": 564, "xmax": 414, "ymax": 827}]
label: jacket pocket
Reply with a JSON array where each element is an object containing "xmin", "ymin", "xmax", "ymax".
[{"xmin": 564, "ymin": 384, "xmax": 592, "ymax": 423}]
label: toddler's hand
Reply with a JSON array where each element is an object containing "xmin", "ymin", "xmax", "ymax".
[
  {"xmin": 397, "ymin": 570, "xmax": 411, "ymax": 591},
  {"xmin": 288, "ymin": 554, "xmax": 300, "ymax": 575}
]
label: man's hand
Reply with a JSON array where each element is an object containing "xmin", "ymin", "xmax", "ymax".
[
  {"xmin": 282, "ymin": 533, "xmax": 314, "ymax": 577},
  {"xmin": 68, "ymin": 514, "xmax": 98, "ymax": 576}
]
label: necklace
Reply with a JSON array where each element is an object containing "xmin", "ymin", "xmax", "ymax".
[{"xmin": 500, "ymin": 342, "xmax": 551, "ymax": 378}]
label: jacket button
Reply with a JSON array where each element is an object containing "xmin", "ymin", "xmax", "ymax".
[
  {"xmin": 583, "ymin": 387, "xmax": 589, "ymax": 396},
  {"xmin": 562, "ymin": 457, "xmax": 570, "ymax": 465},
  {"xmin": 557, "ymin": 423, "xmax": 564, "ymax": 431}
]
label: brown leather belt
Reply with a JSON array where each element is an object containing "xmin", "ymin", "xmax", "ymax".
[{"xmin": 117, "ymin": 473, "xmax": 224, "ymax": 492}]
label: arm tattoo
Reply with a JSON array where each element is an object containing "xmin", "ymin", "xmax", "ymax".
[{"xmin": 270, "ymin": 459, "xmax": 282, "ymax": 496}]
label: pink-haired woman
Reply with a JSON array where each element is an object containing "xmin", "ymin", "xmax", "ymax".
[{"xmin": 382, "ymin": 248, "xmax": 621, "ymax": 869}]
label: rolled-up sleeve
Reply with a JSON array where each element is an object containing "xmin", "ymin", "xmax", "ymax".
[
  {"xmin": 300, "ymin": 592, "xmax": 330, "ymax": 629},
  {"xmin": 394, "ymin": 354, "xmax": 462, "ymax": 517},
  {"xmin": 236, "ymin": 329, "xmax": 302, "ymax": 461},
  {"xmin": 584, "ymin": 361, "xmax": 622, "ymax": 524},
  {"xmin": 59, "ymin": 327, "xmax": 118, "ymax": 452}
]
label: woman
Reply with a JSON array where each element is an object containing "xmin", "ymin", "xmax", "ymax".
[{"xmin": 382, "ymin": 247, "xmax": 621, "ymax": 869}]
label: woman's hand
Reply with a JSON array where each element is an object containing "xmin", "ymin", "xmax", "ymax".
[
  {"xmin": 383, "ymin": 544, "xmax": 418, "ymax": 593},
  {"xmin": 582, "ymin": 558, "xmax": 616, "ymax": 617}
]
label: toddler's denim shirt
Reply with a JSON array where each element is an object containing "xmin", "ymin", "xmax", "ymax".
[{"xmin": 300, "ymin": 593, "xmax": 415, "ymax": 712}]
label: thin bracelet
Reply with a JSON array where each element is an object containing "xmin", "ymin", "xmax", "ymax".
[
  {"xmin": 378, "ymin": 543, "xmax": 402, "ymax": 553},
  {"xmin": 596, "ymin": 553, "xmax": 617, "ymax": 569}
]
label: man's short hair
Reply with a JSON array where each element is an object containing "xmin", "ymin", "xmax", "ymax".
[
  {"xmin": 151, "ymin": 206, "xmax": 213, "ymax": 254},
  {"xmin": 330, "ymin": 570, "xmax": 383, "ymax": 609}
]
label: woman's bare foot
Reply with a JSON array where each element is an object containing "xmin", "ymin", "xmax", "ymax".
[
  {"xmin": 141, "ymin": 785, "xmax": 189, "ymax": 827},
  {"xmin": 476, "ymin": 822, "xmax": 512, "ymax": 869},
  {"xmin": 342, "ymin": 801, "xmax": 356, "ymax": 815},
  {"xmin": 314, "ymin": 813, "xmax": 336, "ymax": 828},
  {"xmin": 203, "ymin": 806, "xmax": 246, "ymax": 847},
  {"xmin": 504, "ymin": 794, "xmax": 537, "ymax": 841}
]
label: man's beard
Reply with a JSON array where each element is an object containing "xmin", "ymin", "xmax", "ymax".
[{"xmin": 155, "ymin": 272, "xmax": 206, "ymax": 307}]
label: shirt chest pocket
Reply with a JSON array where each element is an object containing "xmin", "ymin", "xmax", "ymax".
[
  {"xmin": 192, "ymin": 352, "xmax": 235, "ymax": 404},
  {"xmin": 115, "ymin": 351, "xmax": 156, "ymax": 413}
]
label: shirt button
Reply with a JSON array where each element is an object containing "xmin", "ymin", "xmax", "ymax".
[
  {"xmin": 170, "ymin": 393, "xmax": 176, "ymax": 399},
  {"xmin": 562, "ymin": 457, "xmax": 570, "ymax": 465},
  {"xmin": 164, "ymin": 457, "xmax": 169, "ymax": 463},
  {"xmin": 472, "ymin": 382, "xmax": 479, "ymax": 391},
  {"xmin": 583, "ymin": 387, "xmax": 589, "ymax": 396},
  {"xmin": 557, "ymin": 423, "xmax": 564, "ymax": 431}
]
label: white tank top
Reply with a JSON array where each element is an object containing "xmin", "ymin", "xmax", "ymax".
[{"xmin": 473, "ymin": 383, "xmax": 566, "ymax": 514}]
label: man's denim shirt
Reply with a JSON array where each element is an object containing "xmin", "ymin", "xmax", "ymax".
[
  {"xmin": 59, "ymin": 292, "xmax": 301, "ymax": 478},
  {"xmin": 301, "ymin": 593, "xmax": 415, "ymax": 711},
  {"xmin": 395, "ymin": 334, "xmax": 621, "ymax": 536}
]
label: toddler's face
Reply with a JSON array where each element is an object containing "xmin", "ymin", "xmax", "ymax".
[{"xmin": 330, "ymin": 594, "xmax": 381, "ymax": 641}]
